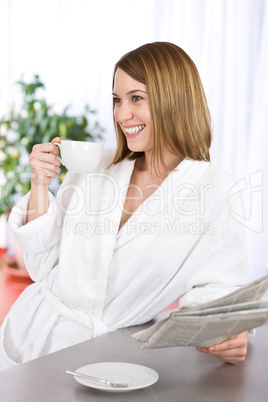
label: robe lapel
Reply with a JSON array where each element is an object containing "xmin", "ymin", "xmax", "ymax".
[
  {"xmin": 114, "ymin": 158, "xmax": 210, "ymax": 250},
  {"xmin": 87, "ymin": 157, "xmax": 135, "ymax": 313}
]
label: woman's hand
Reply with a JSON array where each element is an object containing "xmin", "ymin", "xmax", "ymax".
[
  {"xmin": 196, "ymin": 331, "xmax": 248, "ymax": 364},
  {"xmin": 27, "ymin": 138, "xmax": 62, "ymax": 223},
  {"xmin": 30, "ymin": 137, "xmax": 61, "ymax": 187}
]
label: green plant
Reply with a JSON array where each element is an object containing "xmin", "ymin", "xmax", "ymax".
[{"xmin": 0, "ymin": 75, "xmax": 104, "ymax": 215}]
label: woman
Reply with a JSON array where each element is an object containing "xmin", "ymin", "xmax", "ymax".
[{"xmin": 0, "ymin": 42, "xmax": 248, "ymax": 370}]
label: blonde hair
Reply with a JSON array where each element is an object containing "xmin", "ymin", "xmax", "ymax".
[{"xmin": 110, "ymin": 42, "xmax": 211, "ymax": 173}]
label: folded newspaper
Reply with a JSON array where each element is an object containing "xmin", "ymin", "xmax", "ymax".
[{"xmin": 132, "ymin": 275, "xmax": 268, "ymax": 348}]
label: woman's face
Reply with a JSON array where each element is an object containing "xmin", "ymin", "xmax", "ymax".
[{"xmin": 113, "ymin": 68, "xmax": 154, "ymax": 153}]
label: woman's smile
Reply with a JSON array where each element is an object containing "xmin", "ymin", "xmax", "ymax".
[{"xmin": 124, "ymin": 124, "xmax": 146, "ymax": 138}]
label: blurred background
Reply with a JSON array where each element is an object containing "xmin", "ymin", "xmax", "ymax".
[{"xmin": 0, "ymin": 0, "xmax": 267, "ymax": 284}]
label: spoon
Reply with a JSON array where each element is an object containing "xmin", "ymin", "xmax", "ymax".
[{"xmin": 66, "ymin": 370, "xmax": 130, "ymax": 388}]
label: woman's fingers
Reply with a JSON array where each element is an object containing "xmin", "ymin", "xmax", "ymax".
[
  {"xmin": 31, "ymin": 142, "xmax": 59, "ymax": 157},
  {"xmin": 51, "ymin": 136, "xmax": 61, "ymax": 145},
  {"xmin": 30, "ymin": 150, "xmax": 61, "ymax": 166},
  {"xmin": 196, "ymin": 332, "xmax": 248, "ymax": 364},
  {"xmin": 31, "ymin": 159, "xmax": 61, "ymax": 175},
  {"xmin": 197, "ymin": 346, "xmax": 247, "ymax": 364},
  {"xmin": 30, "ymin": 139, "xmax": 62, "ymax": 185},
  {"xmin": 208, "ymin": 332, "xmax": 248, "ymax": 352}
]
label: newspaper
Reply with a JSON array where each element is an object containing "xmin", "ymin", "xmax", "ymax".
[{"xmin": 132, "ymin": 275, "xmax": 268, "ymax": 348}]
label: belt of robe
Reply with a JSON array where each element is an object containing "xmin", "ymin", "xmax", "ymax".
[
  {"xmin": 0, "ymin": 284, "xmax": 109, "ymax": 365},
  {"xmin": 40, "ymin": 285, "xmax": 108, "ymax": 336}
]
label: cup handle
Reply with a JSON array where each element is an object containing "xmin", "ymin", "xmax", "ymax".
[{"xmin": 53, "ymin": 142, "xmax": 64, "ymax": 166}]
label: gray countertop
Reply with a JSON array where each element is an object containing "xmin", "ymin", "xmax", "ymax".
[{"xmin": 0, "ymin": 324, "xmax": 267, "ymax": 401}]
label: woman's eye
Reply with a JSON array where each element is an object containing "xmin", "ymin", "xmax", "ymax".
[
  {"xmin": 132, "ymin": 95, "xmax": 142, "ymax": 102},
  {"xmin": 113, "ymin": 97, "xmax": 121, "ymax": 104}
]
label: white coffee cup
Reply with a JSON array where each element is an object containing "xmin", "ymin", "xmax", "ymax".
[{"xmin": 54, "ymin": 140, "xmax": 104, "ymax": 173}]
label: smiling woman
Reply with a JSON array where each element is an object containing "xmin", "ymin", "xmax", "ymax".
[
  {"xmin": 0, "ymin": 42, "xmax": 250, "ymax": 370},
  {"xmin": 110, "ymin": 42, "xmax": 211, "ymax": 176}
]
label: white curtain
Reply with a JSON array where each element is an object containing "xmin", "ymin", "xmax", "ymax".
[{"xmin": 0, "ymin": 0, "xmax": 267, "ymax": 279}]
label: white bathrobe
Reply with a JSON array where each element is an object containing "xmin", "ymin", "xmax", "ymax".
[{"xmin": 0, "ymin": 148, "xmax": 249, "ymax": 369}]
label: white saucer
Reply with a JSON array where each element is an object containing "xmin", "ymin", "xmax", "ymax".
[{"xmin": 73, "ymin": 362, "xmax": 159, "ymax": 392}]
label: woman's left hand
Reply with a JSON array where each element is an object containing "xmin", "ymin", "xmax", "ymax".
[{"xmin": 196, "ymin": 331, "xmax": 248, "ymax": 364}]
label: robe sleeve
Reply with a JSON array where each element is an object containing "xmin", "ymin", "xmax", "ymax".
[
  {"xmin": 8, "ymin": 190, "xmax": 61, "ymax": 281},
  {"xmin": 8, "ymin": 172, "xmax": 77, "ymax": 282},
  {"xmin": 8, "ymin": 148, "xmax": 115, "ymax": 283},
  {"xmin": 177, "ymin": 164, "xmax": 250, "ymax": 308}
]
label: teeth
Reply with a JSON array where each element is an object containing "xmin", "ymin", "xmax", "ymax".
[{"xmin": 125, "ymin": 125, "xmax": 145, "ymax": 135}]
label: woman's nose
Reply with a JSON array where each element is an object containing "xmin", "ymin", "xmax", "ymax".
[{"xmin": 115, "ymin": 102, "xmax": 134, "ymax": 122}]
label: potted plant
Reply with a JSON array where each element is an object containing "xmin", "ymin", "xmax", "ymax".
[{"xmin": 0, "ymin": 75, "xmax": 104, "ymax": 273}]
